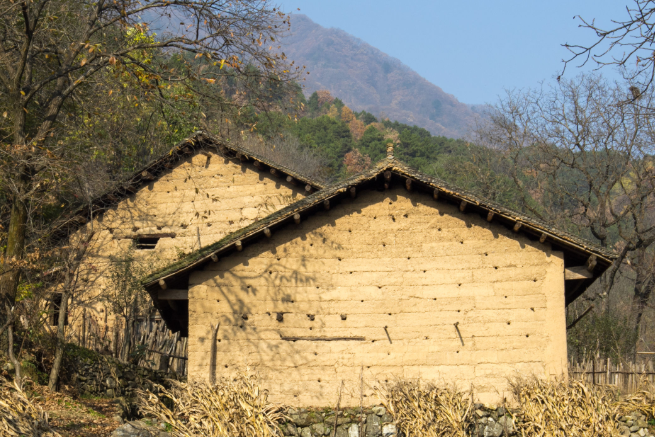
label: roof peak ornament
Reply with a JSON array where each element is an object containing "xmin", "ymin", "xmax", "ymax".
[{"xmin": 386, "ymin": 143, "xmax": 394, "ymax": 159}]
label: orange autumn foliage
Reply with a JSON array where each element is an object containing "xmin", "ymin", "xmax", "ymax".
[{"xmin": 343, "ymin": 149, "xmax": 371, "ymax": 174}]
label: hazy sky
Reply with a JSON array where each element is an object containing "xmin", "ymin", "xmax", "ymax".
[{"xmin": 278, "ymin": 1, "xmax": 629, "ymax": 105}]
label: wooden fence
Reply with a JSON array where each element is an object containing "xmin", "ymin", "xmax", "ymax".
[
  {"xmin": 569, "ymin": 359, "xmax": 655, "ymax": 392},
  {"xmin": 73, "ymin": 311, "xmax": 188, "ymax": 376}
]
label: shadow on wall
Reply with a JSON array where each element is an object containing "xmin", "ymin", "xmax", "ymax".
[
  {"xmin": 187, "ymin": 187, "xmax": 556, "ymax": 405},
  {"xmin": 71, "ymin": 152, "xmax": 305, "ymax": 341}
]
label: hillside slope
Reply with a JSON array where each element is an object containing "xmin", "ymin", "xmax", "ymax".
[{"xmin": 283, "ymin": 14, "xmax": 479, "ymax": 139}]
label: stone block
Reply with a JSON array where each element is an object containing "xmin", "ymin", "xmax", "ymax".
[
  {"xmin": 336, "ymin": 424, "xmax": 350, "ymax": 437},
  {"xmin": 382, "ymin": 424, "xmax": 396, "ymax": 437},
  {"xmin": 311, "ymin": 423, "xmax": 330, "ymax": 436},
  {"xmin": 366, "ymin": 414, "xmax": 381, "ymax": 437},
  {"xmin": 483, "ymin": 421, "xmax": 503, "ymax": 437}
]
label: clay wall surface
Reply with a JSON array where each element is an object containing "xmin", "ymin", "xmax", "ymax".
[
  {"xmin": 70, "ymin": 151, "xmax": 305, "ymax": 327},
  {"xmin": 188, "ymin": 188, "xmax": 567, "ymax": 406}
]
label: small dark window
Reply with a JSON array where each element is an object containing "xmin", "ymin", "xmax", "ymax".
[
  {"xmin": 49, "ymin": 293, "xmax": 68, "ymax": 326},
  {"xmin": 136, "ymin": 237, "xmax": 159, "ymax": 250}
]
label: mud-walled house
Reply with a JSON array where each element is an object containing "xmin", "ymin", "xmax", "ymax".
[
  {"xmin": 142, "ymin": 146, "xmax": 615, "ymax": 406},
  {"xmin": 51, "ymin": 132, "xmax": 322, "ymax": 338}
]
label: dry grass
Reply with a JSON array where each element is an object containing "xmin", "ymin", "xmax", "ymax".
[
  {"xmin": 376, "ymin": 381, "xmax": 473, "ymax": 437},
  {"xmin": 0, "ymin": 379, "xmax": 60, "ymax": 437},
  {"xmin": 509, "ymin": 377, "xmax": 619, "ymax": 437},
  {"xmin": 136, "ymin": 373, "xmax": 285, "ymax": 437}
]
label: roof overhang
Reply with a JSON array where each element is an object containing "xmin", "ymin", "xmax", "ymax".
[{"xmin": 143, "ymin": 158, "xmax": 616, "ymax": 334}]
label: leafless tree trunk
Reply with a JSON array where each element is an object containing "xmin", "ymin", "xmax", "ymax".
[
  {"xmin": 7, "ymin": 324, "xmax": 21, "ymax": 389},
  {"xmin": 48, "ymin": 231, "xmax": 94, "ymax": 391}
]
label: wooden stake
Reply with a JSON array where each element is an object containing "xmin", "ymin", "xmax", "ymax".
[
  {"xmin": 264, "ymin": 227, "xmax": 272, "ymax": 238},
  {"xmin": 159, "ymin": 279, "xmax": 167, "ymax": 290},
  {"xmin": 384, "ymin": 326, "xmax": 392, "ymax": 344},
  {"xmin": 332, "ymin": 381, "xmax": 344, "ymax": 437},
  {"xmin": 454, "ymin": 322, "xmax": 465, "ymax": 346},
  {"xmin": 280, "ymin": 335, "xmax": 365, "ymax": 341},
  {"xmin": 294, "ymin": 213, "xmax": 301, "ymax": 224},
  {"xmin": 513, "ymin": 222, "xmax": 522, "ymax": 232},
  {"xmin": 323, "ymin": 200, "xmax": 330, "ymax": 210},
  {"xmin": 486, "ymin": 211, "xmax": 494, "ymax": 222},
  {"xmin": 459, "ymin": 201, "xmax": 468, "ymax": 212},
  {"xmin": 209, "ymin": 322, "xmax": 220, "ymax": 385},
  {"xmin": 587, "ymin": 255, "xmax": 597, "ymax": 272},
  {"xmin": 235, "ymin": 240, "xmax": 243, "ymax": 251},
  {"xmin": 567, "ymin": 305, "xmax": 594, "ymax": 330}
]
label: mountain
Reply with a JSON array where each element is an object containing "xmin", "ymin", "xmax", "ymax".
[{"xmin": 282, "ymin": 14, "xmax": 479, "ymax": 139}]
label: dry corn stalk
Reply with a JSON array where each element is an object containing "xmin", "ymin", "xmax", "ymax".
[
  {"xmin": 615, "ymin": 378, "xmax": 655, "ymax": 419},
  {"xmin": 136, "ymin": 373, "xmax": 285, "ymax": 437},
  {"xmin": 509, "ymin": 376, "xmax": 619, "ymax": 437},
  {"xmin": 0, "ymin": 379, "xmax": 60, "ymax": 437},
  {"xmin": 376, "ymin": 380, "xmax": 472, "ymax": 437}
]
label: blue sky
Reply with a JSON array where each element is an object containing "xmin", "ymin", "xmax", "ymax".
[{"xmin": 279, "ymin": 1, "xmax": 628, "ymax": 105}]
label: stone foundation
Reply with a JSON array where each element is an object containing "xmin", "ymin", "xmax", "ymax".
[{"xmin": 278, "ymin": 404, "xmax": 519, "ymax": 437}]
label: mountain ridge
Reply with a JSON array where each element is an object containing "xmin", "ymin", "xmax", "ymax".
[{"xmin": 283, "ymin": 14, "xmax": 479, "ymax": 139}]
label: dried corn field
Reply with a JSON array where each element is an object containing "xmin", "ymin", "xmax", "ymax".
[
  {"xmin": 376, "ymin": 382, "xmax": 472, "ymax": 437},
  {"xmin": 374, "ymin": 377, "xmax": 655, "ymax": 437},
  {"xmin": 136, "ymin": 374, "xmax": 285, "ymax": 437},
  {"xmin": 0, "ymin": 380, "xmax": 60, "ymax": 437}
]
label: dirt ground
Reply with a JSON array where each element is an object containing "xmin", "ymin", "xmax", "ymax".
[{"xmin": 30, "ymin": 386, "xmax": 123, "ymax": 437}]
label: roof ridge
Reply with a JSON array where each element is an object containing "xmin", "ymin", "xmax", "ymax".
[
  {"xmin": 142, "ymin": 160, "xmax": 615, "ymax": 290},
  {"xmin": 47, "ymin": 131, "xmax": 324, "ymax": 244}
]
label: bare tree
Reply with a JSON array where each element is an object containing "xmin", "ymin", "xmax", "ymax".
[
  {"xmin": 474, "ymin": 74, "xmax": 655, "ymax": 340},
  {"xmin": 47, "ymin": 230, "xmax": 94, "ymax": 391},
  {"xmin": 0, "ymin": 0, "xmax": 299, "ymax": 326},
  {"xmin": 562, "ymin": 0, "xmax": 655, "ymax": 95}
]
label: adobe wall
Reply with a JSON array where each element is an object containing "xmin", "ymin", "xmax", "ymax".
[
  {"xmin": 187, "ymin": 188, "xmax": 567, "ymax": 406},
  {"xmin": 70, "ymin": 151, "xmax": 305, "ymax": 328}
]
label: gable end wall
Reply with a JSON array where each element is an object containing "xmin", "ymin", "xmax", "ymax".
[
  {"xmin": 188, "ymin": 188, "xmax": 567, "ymax": 406},
  {"xmin": 70, "ymin": 152, "xmax": 305, "ymax": 328}
]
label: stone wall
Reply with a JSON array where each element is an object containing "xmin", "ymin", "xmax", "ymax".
[
  {"xmin": 279, "ymin": 404, "xmax": 516, "ymax": 437},
  {"xmin": 278, "ymin": 405, "xmax": 653, "ymax": 437},
  {"xmin": 66, "ymin": 348, "xmax": 184, "ymax": 397},
  {"xmin": 188, "ymin": 187, "xmax": 568, "ymax": 405}
]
